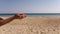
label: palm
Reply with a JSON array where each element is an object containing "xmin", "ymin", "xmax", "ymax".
[{"xmin": 15, "ymin": 13, "xmax": 26, "ymax": 19}]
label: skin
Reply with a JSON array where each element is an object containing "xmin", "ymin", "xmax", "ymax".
[{"xmin": 0, "ymin": 13, "xmax": 26, "ymax": 26}]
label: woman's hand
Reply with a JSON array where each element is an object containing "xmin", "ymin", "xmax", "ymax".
[{"xmin": 14, "ymin": 13, "xmax": 27, "ymax": 19}]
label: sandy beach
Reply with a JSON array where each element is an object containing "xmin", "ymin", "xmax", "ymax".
[{"xmin": 0, "ymin": 16, "xmax": 60, "ymax": 34}]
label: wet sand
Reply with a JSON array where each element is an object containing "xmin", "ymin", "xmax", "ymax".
[{"xmin": 0, "ymin": 16, "xmax": 60, "ymax": 34}]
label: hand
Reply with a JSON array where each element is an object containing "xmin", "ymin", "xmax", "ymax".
[{"xmin": 14, "ymin": 13, "xmax": 27, "ymax": 19}]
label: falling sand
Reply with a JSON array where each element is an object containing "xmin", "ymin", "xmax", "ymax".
[{"xmin": 0, "ymin": 16, "xmax": 60, "ymax": 34}]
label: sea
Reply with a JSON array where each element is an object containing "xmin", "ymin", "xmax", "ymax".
[{"xmin": 0, "ymin": 13, "xmax": 60, "ymax": 17}]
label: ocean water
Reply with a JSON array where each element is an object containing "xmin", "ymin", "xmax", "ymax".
[{"xmin": 0, "ymin": 13, "xmax": 60, "ymax": 17}]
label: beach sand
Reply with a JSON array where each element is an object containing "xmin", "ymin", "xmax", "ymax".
[{"xmin": 0, "ymin": 16, "xmax": 60, "ymax": 34}]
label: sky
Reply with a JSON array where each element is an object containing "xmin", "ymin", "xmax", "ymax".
[{"xmin": 0, "ymin": 0, "xmax": 60, "ymax": 13}]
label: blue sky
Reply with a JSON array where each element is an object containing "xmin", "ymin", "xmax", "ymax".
[{"xmin": 0, "ymin": 0, "xmax": 60, "ymax": 13}]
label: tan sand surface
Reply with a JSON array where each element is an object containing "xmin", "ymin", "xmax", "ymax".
[{"xmin": 0, "ymin": 16, "xmax": 60, "ymax": 34}]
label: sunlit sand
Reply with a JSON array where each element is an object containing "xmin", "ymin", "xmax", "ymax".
[{"xmin": 0, "ymin": 16, "xmax": 60, "ymax": 34}]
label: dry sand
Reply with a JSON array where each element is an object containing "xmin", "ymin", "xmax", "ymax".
[{"xmin": 0, "ymin": 16, "xmax": 60, "ymax": 34}]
